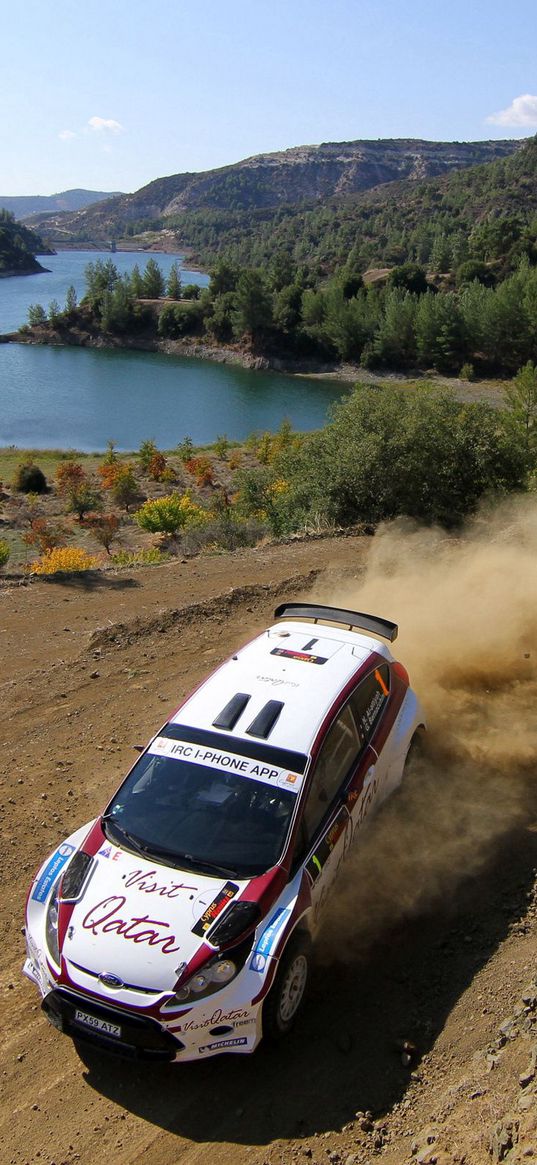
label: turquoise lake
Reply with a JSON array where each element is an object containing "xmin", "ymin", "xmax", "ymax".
[{"xmin": 0, "ymin": 251, "xmax": 344, "ymax": 451}]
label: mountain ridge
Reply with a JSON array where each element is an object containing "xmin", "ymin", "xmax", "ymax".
[{"xmin": 26, "ymin": 137, "xmax": 522, "ymax": 243}]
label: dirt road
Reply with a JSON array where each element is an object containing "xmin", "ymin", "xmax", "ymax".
[{"xmin": 1, "ymin": 534, "xmax": 536, "ymax": 1165}]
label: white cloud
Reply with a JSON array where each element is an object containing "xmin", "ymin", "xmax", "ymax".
[
  {"xmin": 486, "ymin": 94, "xmax": 537, "ymax": 127},
  {"xmin": 58, "ymin": 129, "xmax": 77, "ymax": 141},
  {"xmin": 87, "ymin": 116, "xmax": 123, "ymax": 134}
]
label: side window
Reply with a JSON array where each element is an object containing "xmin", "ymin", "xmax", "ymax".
[
  {"xmin": 350, "ymin": 664, "xmax": 390, "ymax": 743},
  {"xmin": 302, "ymin": 704, "xmax": 361, "ymax": 842}
]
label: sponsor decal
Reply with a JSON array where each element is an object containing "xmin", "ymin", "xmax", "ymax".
[
  {"xmin": 124, "ymin": 869, "xmax": 197, "ymax": 898},
  {"xmin": 98, "ymin": 845, "xmax": 122, "ymax": 861},
  {"xmin": 256, "ymin": 674, "xmax": 299, "ymax": 689},
  {"xmin": 250, "ymin": 905, "xmax": 292, "ymax": 971},
  {"xmin": 199, "ymin": 1037, "xmax": 247, "ymax": 1052},
  {"xmin": 192, "ymin": 881, "xmax": 239, "ymax": 937},
  {"xmin": 180, "ymin": 1006, "xmax": 253, "ymax": 1032},
  {"xmin": 149, "ymin": 737, "xmax": 303, "ymax": 794},
  {"xmin": 31, "ymin": 843, "xmax": 75, "ymax": 903},
  {"xmin": 305, "ymin": 806, "xmax": 349, "ymax": 883},
  {"xmin": 82, "ymin": 895, "xmax": 180, "ymax": 954},
  {"xmin": 270, "ymin": 647, "xmax": 328, "ymax": 665}
]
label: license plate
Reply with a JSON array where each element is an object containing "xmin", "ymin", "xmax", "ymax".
[{"xmin": 74, "ymin": 1009, "xmax": 121, "ymax": 1038}]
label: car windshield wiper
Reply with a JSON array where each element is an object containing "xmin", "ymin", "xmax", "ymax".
[
  {"xmin": 102, "ymin": 816, "xmax": 152, "ymax": 859},
  {"xmin": 177, "ymin": 853, "xmax": 239, "ymax": 879}
]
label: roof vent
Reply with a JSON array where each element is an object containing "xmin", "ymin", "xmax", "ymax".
[
  {"xmin": 246, "ymin": 700, "xmax": 284, "ymax": 739},
  {"xmin": 212, "ymin": 692, "xmax": 251, "ymax": 731}
]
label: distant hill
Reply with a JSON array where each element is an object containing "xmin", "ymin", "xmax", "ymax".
[
  {"xmin": 26, "ymin": 138, "xmax": 521, "ymax": 244},
  {"xmin": 0, "ymin": 189, "xmax": 124, "ymax": 222}
]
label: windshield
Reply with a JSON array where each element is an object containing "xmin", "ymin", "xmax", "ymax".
[{"xmin": 102, "ymin": 745, "xmax": 298, "ymax": 878}]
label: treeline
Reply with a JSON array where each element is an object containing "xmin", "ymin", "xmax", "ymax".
[
  {"xmin": 27, "ymin": 253, "xmax": 537, "ymax": 379},
  {"xmin": 0, "ymin": 208, "xmax": 51, "ymax": 275}
]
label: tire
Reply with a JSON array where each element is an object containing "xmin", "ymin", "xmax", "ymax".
[
  {"xmin": 263, "ymin": 933, "xmax": 311, "ymax": 1041},
  {"xmin": 403, "ymin": 726, "xmax": 426, "ymax": 774}
]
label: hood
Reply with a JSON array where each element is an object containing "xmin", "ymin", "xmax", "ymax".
[{"xmin": 59, "ymin": 839, "xmax": 250, "ymax": 992}]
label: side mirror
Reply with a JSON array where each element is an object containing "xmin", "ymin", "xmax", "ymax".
[{"xmin": 133, "ymin": 744, "xmax": 144, "ymax": 753}]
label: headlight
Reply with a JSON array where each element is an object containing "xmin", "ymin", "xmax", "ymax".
[
  {"xmin": 45, "ymin": 880, "xmax": 61, "ymax": 966},
  {"xmin": 162, "ymin": 957, "xmax": 238, "ymax": 1010},
  {"xmin": 60, "ymin": 851, "xmax": 94, "ymax": 901}
]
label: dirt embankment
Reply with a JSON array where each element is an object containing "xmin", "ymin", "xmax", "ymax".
[{"xmin": 1, "ymin": 525, "xmax": 536, "ymax": 1165}]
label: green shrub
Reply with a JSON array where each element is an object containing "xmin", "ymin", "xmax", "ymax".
[
  {"xmin": 135, "ymin": 493, "xmax": 209, "ymax": 536},
  {"xmin": 111, "ymin": 548, "xmax": 168, "ymax": 567},
  {"xmin": 13, "ymin": 462, "xmax": 47, "ymax": 494},
  {"xmin": 0, "ymin": 538, "xmax": 10, "ymax": 569}
]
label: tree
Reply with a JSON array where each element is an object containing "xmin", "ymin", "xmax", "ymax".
[
  {"xmin": 138, "ymin": 439, "xmax": 159, "ymax": 471},
  {"xmin": 86, "ymin": 513, "xmax": 119, "ymax": 555},
  {"xmin": 27, "ymin": 303, "xmax": 47, "ymax": 327},
  {"xmin": 66, "ymin": 481, "xmax": 103, "ymax": 522},
  {"xmin": 84, "ymin": 259, "xmax": 120, "ymax": 309},
  {"xmin": 503, "ymin": 361, "xmax": 537, "ymax": 460},
  {"xmin": 167, "ymin": 262, "xmax": 182, "ymax": 300},
  {"xmin": 56, "ymin": 461, "xmax": 86, "ymax": 495},
  {"xmin": 141, "ymin": 258, "xmax": 165, "ymax": 299},
  {"xmin": 48, "ymin": 300, "xmax": 61, "ymax": 328},
  {"xmin": 129, "ymin": 263, "xmax": 143, "ymax": 297},
  {"xmin": 389, "ymin": 263, "xmax": 428, "ymax": 295},
  {"xmin": 65, "ymin": 285, "xmax": 77, "ymax": 315},
  {"xmin": 100, "ymin": 278, "xmax": 136, "ymax": 333},
  {"xmin": 111, "ymin": 465, "xmax": 140, "ymax": 512},
  {"xmin": 181, "ymin": 283, "xmax": 201, "ymax": 300},
  {"xmin": 233, "ymin": 269, "xmax": 273, "ymax": 340},
  {"xmin": 209, "ymin": 260, "xmax": 239, "ymax": 296}
]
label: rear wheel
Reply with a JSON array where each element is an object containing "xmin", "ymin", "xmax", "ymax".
[
  {"xmin": 263, "ymin": 933, "xmax": 311, "ymax": 1040},
  {"xmin": 403, "ymin": 727, "xmax": 426, "ymax": 774}
]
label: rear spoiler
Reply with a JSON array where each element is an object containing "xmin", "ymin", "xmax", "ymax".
[{"xmin": 274, "ymin": 603, "xmax": 398, "ymax": 643}]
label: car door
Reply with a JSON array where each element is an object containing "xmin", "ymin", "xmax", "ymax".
[
  {"xmin": 297, "ymin": 703, "xmax": 367, "ymax": 924},
  {"xmin": 347, "ymin": 662, "xmax": 392, "ymax": 810}
]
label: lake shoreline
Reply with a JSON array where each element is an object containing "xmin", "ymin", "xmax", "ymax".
[{"xmin": 2, "ymin": 324, "xmax": 507, "ymax": 402}]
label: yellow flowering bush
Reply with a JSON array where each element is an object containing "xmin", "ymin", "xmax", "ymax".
[{"xmin": 29, "ymin": 547, "xmax": 98, "ymax": 575}]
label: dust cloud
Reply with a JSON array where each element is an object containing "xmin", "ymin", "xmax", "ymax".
[{"xmin": 315, "ymin": 495, "xmax": 537, "ymax": 959}]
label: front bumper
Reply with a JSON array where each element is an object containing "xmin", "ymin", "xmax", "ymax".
[{"xmin": 42, "ymin": 986, "xmax": 182, "ymax": 1061}]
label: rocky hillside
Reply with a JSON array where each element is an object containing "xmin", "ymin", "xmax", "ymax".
[{"xmin": 29, "ymin": 138, "xmax": 521, "ymax": 243}]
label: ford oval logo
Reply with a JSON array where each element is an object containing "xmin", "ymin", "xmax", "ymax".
[{"xmin": 98, "ymin": 972, "xmax": 123, "ymax": 989}]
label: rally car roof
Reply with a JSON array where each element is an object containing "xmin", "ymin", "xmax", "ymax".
[{"xmin": 171, "ymin": 617, "xmax": 394, "ymax": 757}]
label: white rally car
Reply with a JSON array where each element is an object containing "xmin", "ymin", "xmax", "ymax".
[{"xmin": 24, "ymin": 603, "xmax": 424, "ymax": 1063}]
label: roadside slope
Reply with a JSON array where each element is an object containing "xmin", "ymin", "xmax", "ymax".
[{"xmin": 1, "ymin": 533, "xmax": 536, "ymax": 1165}]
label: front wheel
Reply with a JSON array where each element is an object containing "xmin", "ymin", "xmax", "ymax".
[{"xmin": 263, "ymin": 933, "xmax": 311, "ymax": 1041}]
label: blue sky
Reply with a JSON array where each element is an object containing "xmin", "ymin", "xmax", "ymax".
[{"xmin": 2, "ymin": 0, "xmax": 536, "ymax": 195}]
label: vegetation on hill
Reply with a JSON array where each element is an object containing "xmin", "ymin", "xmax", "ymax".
[
  {"xmin": 0, "ymin": 209, "xmax": 52, "ymax": 276},
  {"xmin": 22, "ymin": 248, "xmax": 537, "ymax": 380},
  {"xmin": 167, "ymin": 134, "xmax": 537, "ymax": 277}
]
